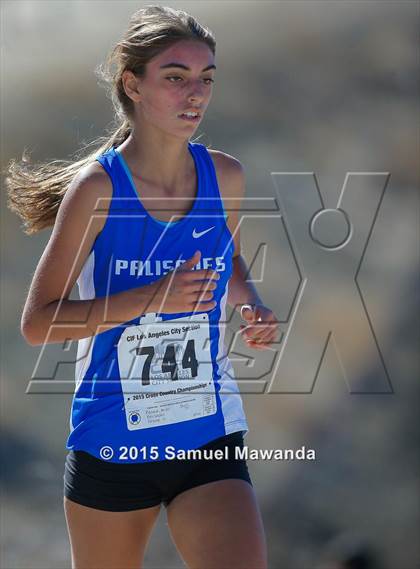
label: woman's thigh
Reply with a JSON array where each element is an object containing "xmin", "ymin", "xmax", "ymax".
[
  {"xmin": 166, "ymin": 479, "xmax": 268, "ymax": 569},
  {"xmin": 63, "ymin": 496, "xmax": 161, "ymax": 569}
]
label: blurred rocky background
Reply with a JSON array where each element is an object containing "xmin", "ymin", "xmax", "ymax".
[{"xmin": 1, "ymin": 1, "xmax": 419, "ymax": 568}]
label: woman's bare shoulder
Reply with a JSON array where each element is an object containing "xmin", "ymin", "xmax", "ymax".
[
  {"xmin": 70, "ymin": 159, "xmax": 112, "ymax": 211},
  {"xmin": 74, "ymin": 159, "xmax": 113, "ymax": 197},
  {"xmin": 207, "ymin": 148, "xmax": 244, "ymax": 174},
  {"xmin": 56, "ymin": 159, "xmax": 113, "ymax": 239},
  {"xmin": 207, "ymin": 148, "xmax": 245, "ymax": 199}
]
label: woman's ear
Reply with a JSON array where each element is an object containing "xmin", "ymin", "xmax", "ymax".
[{"xmin": 121, "ymin": 70, "xmax": 141, "ymax": 103}]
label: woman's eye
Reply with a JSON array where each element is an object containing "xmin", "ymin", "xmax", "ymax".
[{"xmin": 166, "ymin": 76, "xmax": 214, "ymax": 85}]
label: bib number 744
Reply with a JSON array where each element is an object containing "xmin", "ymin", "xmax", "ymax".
[
  {"xmin": 117, "ymin": 313, "xmax": 217, "ymax": 430},
  {"xmin": 137, "ymin": 339, "xmax": 198, "ymax": 385}
]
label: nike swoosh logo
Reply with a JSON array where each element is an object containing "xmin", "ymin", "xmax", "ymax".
[{"xmin": 192, "ymin": 226, "xmax": 215, "ymax": 238}]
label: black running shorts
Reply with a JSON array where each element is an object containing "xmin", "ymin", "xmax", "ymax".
[{"xmin": 63, "ymin": 431, "xmax": 252, "ymax": 512}]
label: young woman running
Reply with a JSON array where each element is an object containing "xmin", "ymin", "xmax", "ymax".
[{"xmin": 7, "ymin": 6, "xmax": 279, "ymax": 568}]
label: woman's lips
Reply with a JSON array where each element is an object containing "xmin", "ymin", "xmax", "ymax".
[{"xmin": 178, "ymin": 113, "xmax": 201, "ymax": 122}]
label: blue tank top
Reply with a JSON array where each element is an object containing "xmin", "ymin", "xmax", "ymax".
[{"xmin": 66, "ymin": 141, "xmax": 249, "ymax": 463}]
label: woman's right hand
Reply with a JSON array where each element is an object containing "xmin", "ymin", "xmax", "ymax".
[{"xmin": 147, "ymin": 250, "xmax": 220, "ymax": 314}]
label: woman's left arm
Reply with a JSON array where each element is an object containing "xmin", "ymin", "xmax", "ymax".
[{"xmin": 213, "ymin": 151, "xmax": 280, "ymax": 350}]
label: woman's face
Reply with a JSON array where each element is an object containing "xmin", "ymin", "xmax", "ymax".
[{"xmin": 124, "ymin": 39, "xmax": 216, "ymax": 139}]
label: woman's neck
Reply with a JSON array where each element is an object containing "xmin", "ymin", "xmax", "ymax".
[{"xmin": 116, "ymin": 130, "xmax": 194, "ymax": 196}]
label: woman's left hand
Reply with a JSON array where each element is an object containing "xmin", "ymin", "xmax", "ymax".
[{"xmin": 239, "ymin": 304, "xmax": 280, "ymax": 350}]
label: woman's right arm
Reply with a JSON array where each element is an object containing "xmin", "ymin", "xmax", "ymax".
[
  {"xmin": 21, "ymin": 163, "xmax": 219, "ymax": 346},
  {"xmin": 20, "ymin": 162, "xmax": 146, "ymax": 346}
]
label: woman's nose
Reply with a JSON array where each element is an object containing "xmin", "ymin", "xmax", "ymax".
[{"xmin": 188, "ymin": 81, "xmax": 205, "ymax": 103}]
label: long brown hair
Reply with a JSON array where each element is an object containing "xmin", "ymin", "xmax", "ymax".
[{"xmin": 5, "ymin": 5, "xmax": 215, "ymax": 235}]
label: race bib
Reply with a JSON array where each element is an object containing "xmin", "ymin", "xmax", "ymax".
[{"xmin": 117, "ymin": 312, "xmax": 217, "ymax": 431}]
